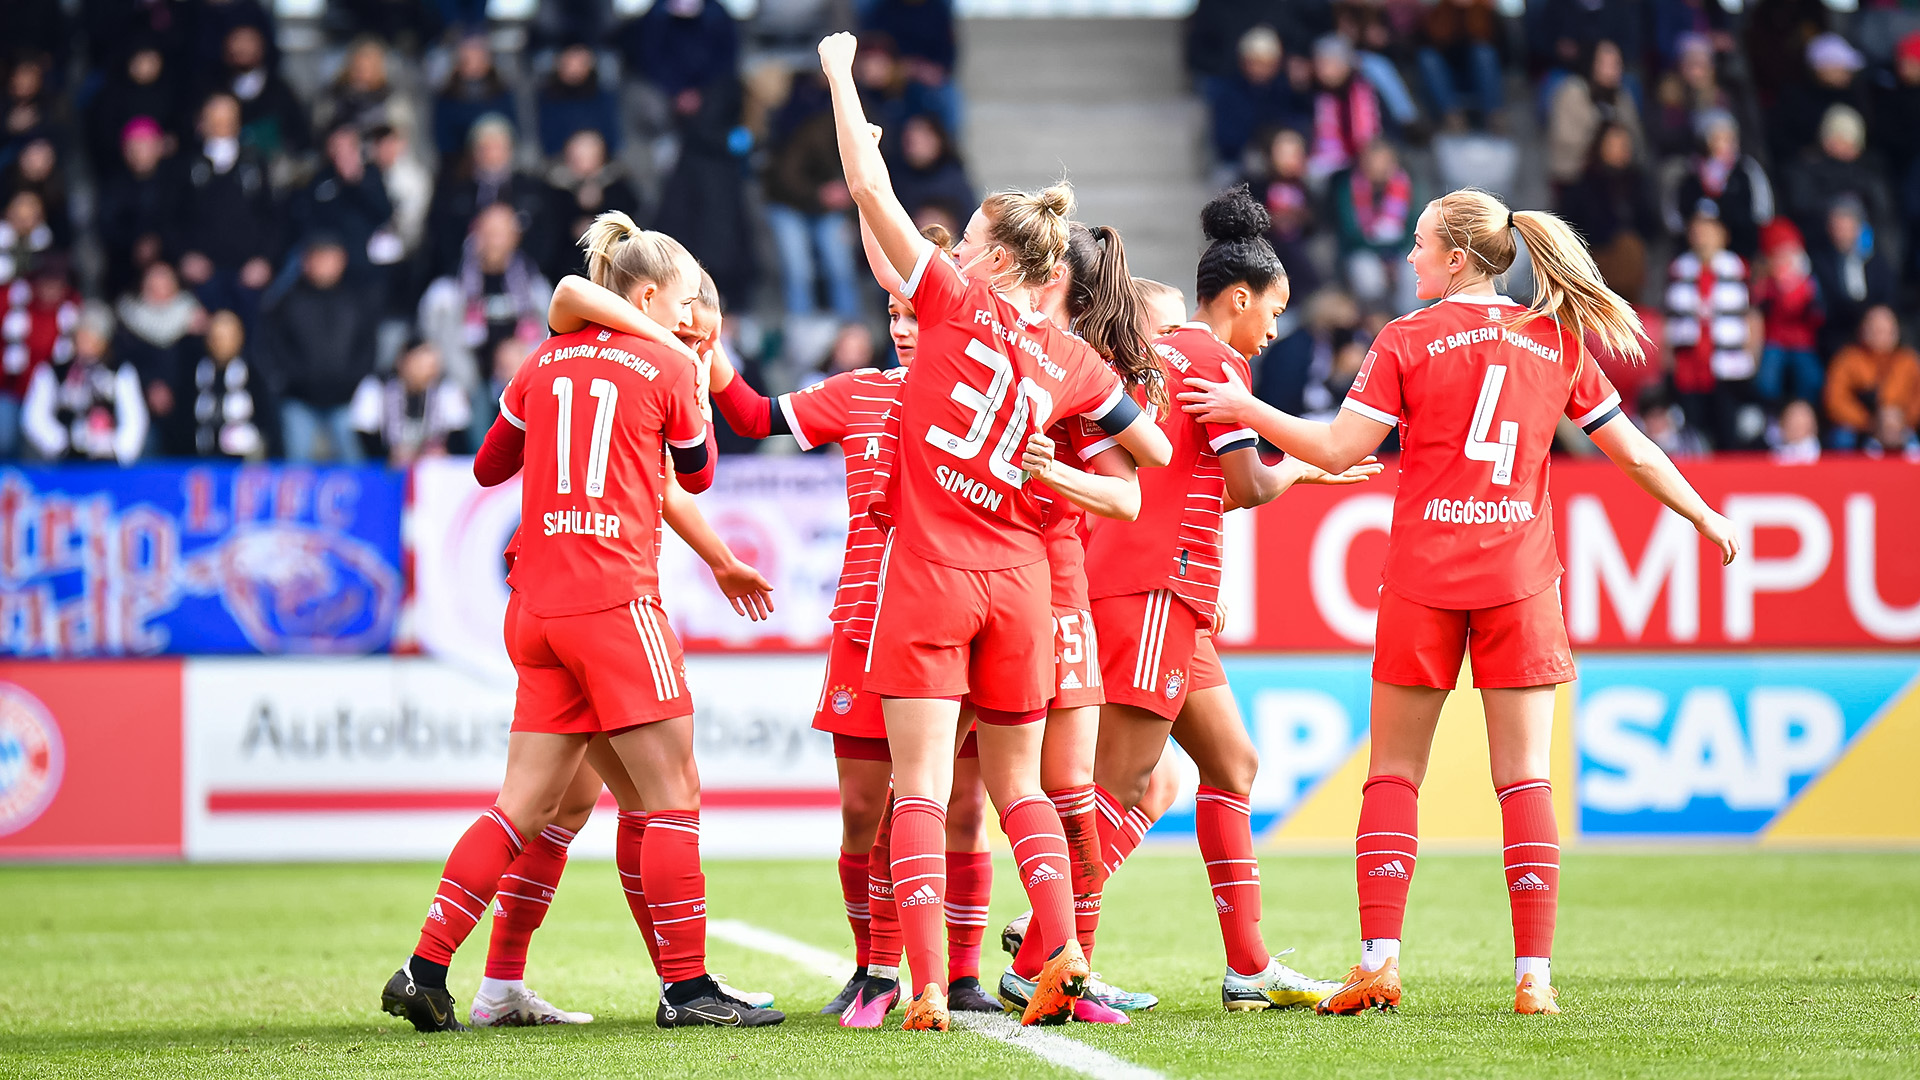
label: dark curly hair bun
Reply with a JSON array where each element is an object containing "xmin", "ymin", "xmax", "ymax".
[{"xmin": 1201, "ymin": 185, "xmax": 1271, "ymax": 244}]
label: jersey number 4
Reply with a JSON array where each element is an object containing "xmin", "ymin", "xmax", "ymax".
[
  {"xmin": 926, "ymin": 338, "xmax": 1054, "ymax": 487},
  {"xmin": 1464, "ymin": 365, "xmax": 1518, "ymax": 485},
  {"xmin": 551, "ymin": 375, "xmax": 618, "ymax": 497}
]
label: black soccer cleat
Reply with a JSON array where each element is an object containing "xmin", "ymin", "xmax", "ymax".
[
  {"xmin": 821, "ymin": 969, "xmax": 867, "ymax": 1015},
  {"xmin": 381, "ymin": 967, "xmax": 470, "ymax": 1032},
  {"xmin": 657, "ymin": 978, "xmax": 787, "ymax": 1029},
  {"xmin": 947, "ymin": 976, "xmax": 1005, "ymax": 1014}
]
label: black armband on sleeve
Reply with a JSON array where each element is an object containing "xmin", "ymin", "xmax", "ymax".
[
  {"xmin": 669, "ymin": 439, "xmax": 711, "ymax": 476},
  {"xmin": 1579, "ymin": 404, "xmax": 1623, "ymax": 435},
  {"xmin": 1092, "ymin": 392, "xmax": 1142, "ymax": 436}
]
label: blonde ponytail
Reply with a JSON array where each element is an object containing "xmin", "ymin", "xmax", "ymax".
[
  {"xmin": 578, "ymin": 210, "xmax": 693, "ymax": 299},
  {"xmin": 981, "ymin": 181, "xmax": 1075, "ymax": 286}
]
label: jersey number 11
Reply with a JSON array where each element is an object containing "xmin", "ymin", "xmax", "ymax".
[{"xmin": 552, "ymin": 375, "xmax": 619, "ymax": 497}]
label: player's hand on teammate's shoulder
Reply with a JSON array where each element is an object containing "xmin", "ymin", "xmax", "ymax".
[
  {"xmin": 1020, "ymin": 431, "xmax": 1057, "ymax": 480},
  {"xmin": 1289, "ymin": 455, "xmax": 1384, "ymax": 486},
  {"xmin": 710, "ymin": 556, "xmax": 775, "ymax": 621},
  {"xmin": 1177, "ymin": 365, "xmax": 1257, "ymax": 425}
]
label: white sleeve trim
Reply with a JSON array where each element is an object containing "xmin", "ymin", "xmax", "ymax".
[
  {"xmin": 902, "ymin": 245, "xmax": 937, "ymax": 300},
  {"xmin": 668, "ymin": 428, "xmax": 710, "ymax": 450},
  {"xmin": 1208, "ymin": 427, "xmax": 1257, "ymax": 451},
  {"xmin": 1341, "ymin": 397, "xmax": 1399, "ymax": 426},
  {"xmin": 1084, "ymin": 382, "xmax": 1127, "ymax": 421},
  {"xmin": 1570, "ymin": 391, "xmax": 1623, "ymax": 430},
  {"xmin": 778, "ymin": 393, "xmax": 816, "ymax": 451},
  {"xmin": 498, "ymin": 395, "xmax": 526, "ymax": 430},
  {"xmin": 1079, "ymin": 435, "xmax": 1120, "ymax": 459}
]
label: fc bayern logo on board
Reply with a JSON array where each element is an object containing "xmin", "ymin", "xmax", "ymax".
[{"xmin": 0, "ymin": 684, "xmax": 63, "ymax": 836}]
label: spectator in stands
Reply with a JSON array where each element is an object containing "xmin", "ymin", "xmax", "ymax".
[
  {"xmin": 368, "ymin": 124, "xmax": 431, "ymax": 269},
  {"xmin": 0, "ymin": 192, "xmax": 58, "ymax": 281},
  {"xmin": 1665, "ymin": 207, "xmax": 1762, "ymax": 449},
  {"xmin": 254, "ymin": 236, "xmax": 379, "ymax": 464},
  {"xmin": 806, "ymin": 322, "xmax": 880, "ymax": 386},
  {"xmin": 5, "ymin": 136, "xmax": 71, "ymax": 251},
  {"xmin": 1865, "ymin": 402, "xmax": 1920, "ymax": 458},
  {"xmin": 177, "ymin": 309, "xmax": 266, "ymax": 460},
  {"xmin": 1548, "ymin": 40, "xmax": 1642, "ymax": 196},
  {"xmin": 1307, "ymin": 35, "xmax": 1383, "ymax": 184},
  {"xmin": 418, "ymin": 204, "xmax": 552, "ymax": 395},
  {"xmin": 1208, "ymin": 27, "xmax": 1310, "ymax": 166},
  {"xmin": 1651, "ymin": 0, "xmax": 1738, "ymax": 69},
  {"xmin": 84, "ymin": 43, "xmax": 183, "ymax": 176},
  {"xmin": 115, "ymin": 259, "xmax": 203, "ymax": 446},
  {"xmin": 0, "ymin": 1, "xmax": 68, "ymax": 73},
  {"xmin": 1668, "ymin": 109, "xmax": 1773, "ymax": 261},
  {"xmin": 1869, "ymin": 32, "xmax": 1920, "ymax": 191},
  {"xmin": 538, "ymin": 42, "xmax": 621, "ymax": 160},
  {"xmin": 350, "ymin": 339, "xmax": 471, "ymax": 466},
  {"xmin": 94, "ymin": 118, "xmax": 178, "ymax": 297},
  {"xmin": 1331, "ymin": 0, "xmax": 1421, "ymax": 130},
  {"xmin": 2, "ymin": 53, "xmax": 65, "ymax": 164},
  {"xmin": 1648, "ymin": 34, "xmax": 1736, "ymax": 160},
  {"xmin": 1787, "ymin": 106, "xmax": 1895, "ymax": 253},
  {"xmin": 1825, "ymin": 304, "xmax": 1920, "ymax": 449},
  {"xmin": 80, "ymin": 0, "xmax": 187, "ymax": 77},
  {"xmin": 432, "ymin": 34, "xmax": 516, "ymax": 160},
  {"xmin": 317, "ymin": 38, "xmax": 415, "ymax": 138},
  {"xmin": 853, "ymin": 36, "xmax": 912, "ymax": 151},
  {"xmin": 1772, "ymin": 33, "xmax": 1869, "ymax": 167},
  {"xmin": 1187, "ymin": 0, "xmax": 1316, "ymax": 82},
  {"xmin": 291, "ymin": 125, "xmax": 395, "ymax": 289},
  {"xmin": 1418, "ymin": 0, "xmax": 1505, "ymax": 133},
  {"xmin": 1767, "ymin": 397, "xmax": 1821, "ymax": 463},
  {"xmin": 892, "ymin": 114, "xmax": 973, "ymax": 225},
  {"xmin": 1334, "ymin": 140, "xmax": 1417, "ymax": 313},
  {"xmin": 653, "ymin": 74, "xmax": 755, "ymax": 309},
  {"xmin": 1561, "ymin": 121, "xmax": 1660, "ymax": 302},
  {"xmin": 422, "ymin": 115, "xmax": 556, "ymax": 284},
  {"xmin": 1751, "ymin": 219, "xmax": 1826, "ymax": 411},
  {"xmin": 546, "ymin": 130, "xmax": 640, "ymax": 280},
  {"xmin": 1250, "ymin": 128, "xmax": 1325, "ymax": 300},
  {"xmin": 1539, "ymin": 0, "xmax": 1643, "ymax": 75},
  {"xmin": 765, "ymin": 74, "xmax": 862, "ymax": 321},
  {"xmin": 1638, "ymin": 386, "xmax": 1711, "ymax": 458},
  {"xmin": 22, "ymin": 300, "xmax": 146, "ymax": 464},
  {"xmin": 1259, "ymin": 288, "xmax": 1363, "ymax": 421},
  {"xmin": 863, "ymin": 0, "xmax": 961, "ymax": 133},
  {"xmin": 209, "ymin": 24, "xmax": 308, "ymax": 161},
  {"xmin": 1810, "ymin": 195, "xmax": 1897, "ymax": 358},
  {"xmin": 622, "ymin": 0, "xmax": 740, "ymax": 123},
  {"xmin": 187, "ymin": 0, "xmax": 275, "ymax": 80},
  {"xmin": 171, "ymin": 93, "xmax": 279, "ymax": 316},
  {"xmin": 0, "ymin": 254, "xmax": 76, "ymax": 456}
]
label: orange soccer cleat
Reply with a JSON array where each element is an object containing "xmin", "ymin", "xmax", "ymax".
[
  {"xmin": 1020, "ymin": 940, "xmax": 1091, "ymax": 1026},
  {"xmin": 1314, "ymin": 958, "xmax": 1402, "ymax": 1015},
  {"xmin": 1514, "ymin": 974, "xmax": 1560, "ymax": 1015},
  {"xmin": 900, "ymin": 984, "xmax": 951, "ymax": 1032}
]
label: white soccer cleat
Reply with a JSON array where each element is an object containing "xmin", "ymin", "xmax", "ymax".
[
  {"xmin": 715, "ymin": 974, "xmax": 776, "ymax": 1009},
  {"xmin": 468, "ymin": 985, "xmax": 594, "ymax": 1026},
  {"xmin": 1222, "ymin": 951, "xmax": 1342, "ymax": 1011}
]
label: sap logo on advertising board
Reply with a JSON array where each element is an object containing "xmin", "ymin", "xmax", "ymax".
[{"xmin": 0, "ymin": 684, "xmax": 62, "ymax": 836}]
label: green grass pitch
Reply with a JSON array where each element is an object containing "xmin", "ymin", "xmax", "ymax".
[{"xmin": 4, "ymin": 852, "xmax": 1917, "ymax": 1078}]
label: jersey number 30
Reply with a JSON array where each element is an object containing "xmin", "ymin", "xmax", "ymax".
[
  {"xmin": 1464, "ymin": 364, "xmax": 1518, "ymax": 485},
  {"xmin": 551, "ymin": 375, "xmax": 618, "ymax": 497},
  {"xmin": 926, "ymin": 338, "xmax": 1054, "ymax": 487}
]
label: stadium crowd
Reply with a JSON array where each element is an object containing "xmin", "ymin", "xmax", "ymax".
[{"xmin": 0, "ymin": 0, "xmax": 1913, "ymax": 468}]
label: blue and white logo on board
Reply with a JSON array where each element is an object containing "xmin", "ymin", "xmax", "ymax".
[
  {"xmin": 0, "ymin": 684, "xmax": 63, "ymax": 836},
  {"xmin": 1576, "ymin": 656, "xmax": 1919, "ymax": 836}
]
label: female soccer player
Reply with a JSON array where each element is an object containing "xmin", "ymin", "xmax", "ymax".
[
  {"xmin": 379, "ymin": 212, "xmax": 784, "ymax": 1032},
  {"xmin": 1179, "ymin": 187, "xmax": 1740, "ymax": 1015},
  {"xmin": 819, "ymin": 30, "xmax": 1172, "ymax": 1031},
  {"xmin": 1084, "ymin": 187, "xmax": 1378, "ymax": 1013}
]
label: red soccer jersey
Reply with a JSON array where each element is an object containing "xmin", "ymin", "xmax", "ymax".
[
  {"xmin": 501, "ymin": 324, "xmax": 708, "ymax": 617},
  {"xmin": 780, "ymin": 366, "xmax": 906, "ymax": 645},
  {"xmin": 1085, "ymin": 323, "xmax": 1256, "ymax": 623},
  {"xmin": 1032, "ymin": 413, "xmax": 1124, "ymax": 610},
  {"xmin": 891, "ymin": 248, "xmax": 1132, "ymax": 571},
  {"xmin": 1342, "ymin": 293, "xmax": 1623, "ymax": 609}
]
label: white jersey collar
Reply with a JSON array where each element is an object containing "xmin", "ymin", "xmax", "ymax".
[{"xmin": 1442, "ymin": 293, "xmax": 1518, "ymax": 306}]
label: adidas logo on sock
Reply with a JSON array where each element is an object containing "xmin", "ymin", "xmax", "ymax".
[
  {"xmin": 655, "ymin": 931, "xmax": 669, "ymax": 946},
  {"xmin": 901, "ymin": 884, "xmax": 941, "ymax": 907},
  {"xmin": 493, "ymin": 900, "xmax": 507, "ymax": 918},
  {"xmin": 1510, "ymin": 872, "xmax": 1550, "ymax": 892},
  {"xmin": 1060, "ymin": 670, "xmax": 1082, "ymax": 690},
  {"xmin": 427, "ymin": 901, "xmax": 447, "ymax": 924},
  {"xmin": 1368, "ymin": 859, "xmax": 1410, "ymax": 879},
  {"xmin": 1214, "ymin": 894, "xmax": 1234, "ymax": 913},
  {"xmin": 1027, "ymin": 862, "xmax": 1067, "ymax": 886}
]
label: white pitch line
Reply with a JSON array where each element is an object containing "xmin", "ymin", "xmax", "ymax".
[{"xmin": 707, "ymin": 919, "xmax": 1167, "ymax": 1080}]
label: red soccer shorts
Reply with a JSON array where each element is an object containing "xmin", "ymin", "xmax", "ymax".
[
  {"xmin": 1191, "ymin": 632, "xmax": 1227, "ymax": 692},
  {"xmin": 506, "ymin": 594, "xmax": 692, "ymax": 733},
  {"xmin": 1091, "ymin": 589, "xmax": 1201, "ymax": 721},
  {"xmin": 814, "ymin": 627, "xmax": 886, "ymax": 739},
  {"xmin": 864, "ymin": 541, "xmax": 1052, "ymax": 713},
  {"xmin": 830, "ymin": 731, "xmax": 979, "ymax": 761},
  {"xmin": 1052, "ymin": 606, "xmax": 1104, "ymax": 710},
  {"xmin": 1372, "ymin": 585, "xmax": 1576, "ymax": 690}
]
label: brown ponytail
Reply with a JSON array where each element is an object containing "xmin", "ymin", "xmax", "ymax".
[
  {"xmin": 1063, "ymin": 222, "xmax": 1164, "ymax": 411},
  {"xmin": 980, "ymin": 182, "xmax": 1074, "ymax": 286},
  {"xmin": 579, "ymin": 210, "xmax": 693, "ymax": 300}
]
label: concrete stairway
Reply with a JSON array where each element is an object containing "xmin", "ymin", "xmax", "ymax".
[{"xmin": 956, "ymin": 18, "xmax": 1213, "ymax": 293}]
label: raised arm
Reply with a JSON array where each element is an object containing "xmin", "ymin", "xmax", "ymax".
[
  {"xmin": 859, "ymin": 211, "xmax": 910, "ymax": 299},
  {"xmin": 1179, "ymin": 366, "xmax": 1389, "ymax": 473},
  {"xmin": 547, "ymin": 275, "xmax": 699, "ymax": 364},
  {"xmin": 1587, "ymin": 413, "xmax": 1739, "ymax": 565},
  {"xmin": 662, "ymin": 479, "xmax": 775, "ymax": 620},
  {"xmin": 819, "ymin": 32, "xmax": 932, "ymax": 283}
]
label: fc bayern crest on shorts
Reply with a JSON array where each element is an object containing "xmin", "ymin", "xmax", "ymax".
[
  {"xmin": 1165, "ymin": 669, "xmax": 1185, "ymax": 700},
  {"xmin": 0, "ymin": 684, "xmax": 64, "ymax": 837},
  {"xmin": 830, "ymin": 686, "xmax": 856, "ymax": 715}
]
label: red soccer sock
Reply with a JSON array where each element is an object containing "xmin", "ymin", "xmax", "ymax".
[
  {"xmin": 415, "ymin": 806, "xmax": 525, "ymax": 966},
  {"xmin": 1196, "ymin": 786, "xmax": 1267, "ymax": 976},
  {"xmin": 615, "ymin": 811, "xmax": 663, "ymax": 974},
  {"xmin": 643, "ymin": 809, "xmax": 707, "ymax": 984},
  {"xmin": 1356, "ymin": 774, "xmax": 1420, "ymax": 943},
  {"xmin": 944, "ymin": 850, "xmax": 991, "ymax": 983},
  {"xmin": 1050, "ymin": 786, "xmax": 1104, "ymax": 959},
  {"xmin": 1002, "ymin": 794, "xmax": 1076, "ymax": 965},
  {"xmin": 838, "ymin": 848, "xmax": 873, "ymax": 968},
  {"xmin": 482, "ymin": 821, "xmax": 575, "ymax": 980},
  {"xmin": 890, "ymin": 796, "xmax": 948, "ymax": 994},
  {"xmin": 1094, "ymin": 785, "xmax": 1157, "ymax": 876},
  {"xmin": 1498, "ymin": 779, "xmax": 1559, "ymax": 962},
  {"xmin": 867, "ymin": 798, "xmax": 901, "ymax": 972}
]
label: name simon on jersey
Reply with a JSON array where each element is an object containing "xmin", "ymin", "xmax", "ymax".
[
  {"xmin": 1422, "ymin": 496, "xmax": 1537, "ymax": 524},
  {"xmin": 539, "ymin": 344, "xmax": 662, "ymax": 381},
  {"xmin": 543, "ymin": 509, "xmax": 623, "ymax": 538},
  {"xmin": 935, "ymin": 463, "xmax": 1005, "ymax": 512},
  {"xmin": 972, "ymin": 310, "xmax": 1064, "ymax": 380},
  {"xmin": 1423, "ymin": 326, "xmax": 1561, "ymax": 364}
]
